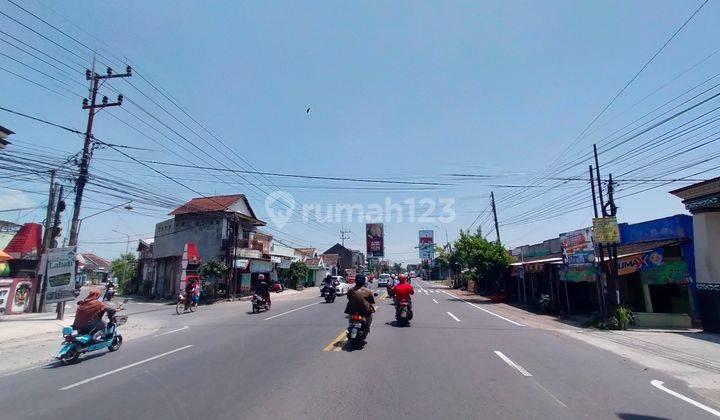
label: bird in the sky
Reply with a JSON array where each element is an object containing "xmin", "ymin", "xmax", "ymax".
[{"xmin": 306, "ymin": 107, "xmax": 311, "ymax": 114}]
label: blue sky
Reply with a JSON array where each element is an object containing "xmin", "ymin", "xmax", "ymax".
[{"xmin": 1, "ymin": 0, "xmax": 718, "ymax": 262}]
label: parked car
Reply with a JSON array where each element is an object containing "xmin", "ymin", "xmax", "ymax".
[
  {"xmin": 331, "ymin": 276, "xmax": 349, "ymax": 295},
  {"xmin": 377, "ymin": 274, "xmax": 392, "ymax": 287}
]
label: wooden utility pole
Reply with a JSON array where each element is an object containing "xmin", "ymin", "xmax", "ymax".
[
  {"xmin": 68, "ymin": 65, "xmax": 131, "ymax": 246},
  {"xmin": 490, "ymin": 191, "xmax": 501, "ymax": 244}
]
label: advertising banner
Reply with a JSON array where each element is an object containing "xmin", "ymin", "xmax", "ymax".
[
  {"xmin": 617, "ymin": 248, "xmax": 664, "ymax": 276},
  {"xmin": 418, "ymin": 230, "xmax": 434, "ymax": 259},
  {"xmin": 559, "ymin": 228, "xmax": 595, "ymax": 267},
  {"xmin": 240, "ymin": 273, "xmax": 252, "ymax": 292},
  {"xmin": 593, "ymin": 216, "xmax": 621, "ymax": 244},
  {"xmin": 366, "ymin": 223, "xmax": 384, "ymax": 257},
  {"xmin": 419, "ymin": 243, "xmax": 435, "ymax": 260},
  {"xmin": 640, "ymin": 260, "xmax": 691, "ymax": 285},
  {"xmin": 42, "ymin": 247, "xmax": 76, "ymax": 304},
  {"xmin": 419, "ymin": 230, "xmax": 434, "ymax": 244},
  {"xmin": 559, "ymin": 266, "xmax": 597, "ymax": 283}
]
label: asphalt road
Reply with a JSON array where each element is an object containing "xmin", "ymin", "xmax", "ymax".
[{"xmin": 1, "ymin": 279, "xmax": 718, "ymax": 419}]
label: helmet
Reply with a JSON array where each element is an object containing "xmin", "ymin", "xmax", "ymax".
[
  {"xmin": 391, "ymin": 274, "xmax": 396, "ymax": 279},
  {"xmin": 355, "ymin": 274, "xmax": 366, "ymax": 287},
  {"xmin": 258, "ymin": 274, "xmax": 265, "ymax": 280},
  {"xmin": 398, "ymin": 274, "xmax": 408, "ymax": 283}
]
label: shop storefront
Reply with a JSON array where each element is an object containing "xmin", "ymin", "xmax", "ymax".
[
  {"xmin": 232, "ymin": 257, "xmax": 273, "ymax": 295},
  {"xmin": 558, "ymin": 265, "xmax": 601, "ymax": 315}
]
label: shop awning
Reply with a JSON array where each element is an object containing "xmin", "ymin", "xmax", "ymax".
[{"xmin": 511, "ymin": 257, "xmax": 563, "ymax": 265}]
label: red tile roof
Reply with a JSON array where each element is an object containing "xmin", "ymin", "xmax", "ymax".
[
  {"xmin": 81, "ymin": 253, "xmax": 111, "ymax": 269},
  {"xmin": 170, "ymin": 194, "xmax": 247, "ymax": 215},
  {"xmin": 305, "ymin": 257, "xmax": 321, "ymax": 268},
  {"xmin": 321, "ymin": 253, "xmax": 339, "ymax": 268},
  {"xmin": 295, "ymin": 248, "xmax": 317, "ymax": 258}
]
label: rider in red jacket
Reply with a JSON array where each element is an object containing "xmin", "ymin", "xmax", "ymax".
[{"xmin": 393, "ymin": 274, "xmax": 414, "ymax": 302}]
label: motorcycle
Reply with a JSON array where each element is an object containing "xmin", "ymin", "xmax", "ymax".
[
  {"xmin": 386, "ymin": 284, "xmax": 395, "ymax": 298},
  {"xmin": 252, "ymin": 294, "xmax": 270, "ymax": 313},
  {"xmin": 347, "ymin": 313, "xmax": 369, "ymax": 349},
  {"xmin": 103, "ymin": 284, "xmax": 116, "ymax": 302},
  {"xmin": 395, "ymin": 298, "xmax": 413, "ymax": 326},
  {"xmin": 58, "ymin": 299, "xmax": 128, "ymax": 365},
  {"xmin": 324, "ymin": 285, "xmax": 336, "ymax": 303}
]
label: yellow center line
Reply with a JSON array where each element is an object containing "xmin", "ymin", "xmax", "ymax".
[{"xmin": 322, "ymin": 330, "xmax": 347, "ymax": 352}]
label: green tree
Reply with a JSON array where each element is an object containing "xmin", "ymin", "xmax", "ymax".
[
  {"xmin": 198, "ymin": 258, "xmax": 229, "ymax": 280},
  {"xmin": 288, "ymin": 261, "xmax": 309, "ymax": 289},
  {"xmin": 392, "ymin": 262, "xmax": 403, "ymax": 274},
  {"xmin": 111, "ymin": 253, "xmax": 138, "ymax": 293},
  {"xmin": 452, "ymin": 230, "xmax": 512, "ymax": 293}
]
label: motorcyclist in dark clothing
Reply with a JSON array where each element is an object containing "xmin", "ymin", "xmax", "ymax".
[
  {"xmin": 254, "ymin": 274, "xmax": 271, "ymax": 308},
  {"xmin": 344, "ymin": 275, "xmax": 375, "ymax": 333},
  {"xmin": 322, "ymin": 274, "xmax": 336, "ymax": 298}
]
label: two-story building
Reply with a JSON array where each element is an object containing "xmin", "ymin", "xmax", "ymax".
[
  {"xmin": 323, "ymin": 243, "xmax": 365, "ymax": 274},
  {"xmin": 152, "ymin": 194, "xmax": 266, "ymax": 298}
]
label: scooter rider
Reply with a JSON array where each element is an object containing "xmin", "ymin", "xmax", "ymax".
[
  {"xmin": 344, "ymin": 274, "xmax": 375, "ymax": 333},
  {"xmin": 73, "ymin": 288, "xmax": 116, "ymax": 336},
  {"xmin": 255, "ymin": 274, "xmax": 271, "ymax": 309},
  {"xmin": 103, "ymin": 280, "xmax": 116, "ymax": 301},
  {"xmin": 322, "ymin": 274, "xmax": 336, "ymax": 298},
  {"xmin": 393, "ymin": 274, "xmax": 414, "ymax": 318}
]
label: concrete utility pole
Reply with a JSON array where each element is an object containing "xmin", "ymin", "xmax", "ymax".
[
  {"xmin": 589, "ymin": 165, "xmax": 606, "ymax": 317},
  {"xmin": 34, "ymin": 170, "xmax": 56, "ymax": 313},
  {"xmin": 490, "ymin": 191, "xmax": 501, "ymax": 245},
  {"xmin": 68, "ymin": 65, "xmax": 131, "ymax": 246},
  {"xmin": 593, "ymin": 144, "xmax": 620, "ymax": 307},
  {"xmin": 51, "ymin": 185, "xmax": 65, "ymax": 319}
]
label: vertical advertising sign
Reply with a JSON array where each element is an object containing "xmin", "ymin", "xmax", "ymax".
[
  {"xmin": 366, "ymin": 223, "xmax": 384, "ymax": 258},
  {"xmin": 559, "ymin": 228, "xmax": 595, "ymax": 267},
  {"xmin": 43, "ymin": 246, "xmax": 77, "ymax": 304},
  {"xmin": 418, "ymin": 230, "xmax": 434, "ymax": 260},
  {"xmin": 593, "ymin": 216, "xmax": 621, "ymax": 244}
]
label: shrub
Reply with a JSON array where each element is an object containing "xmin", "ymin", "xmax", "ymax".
[
  {"xmin": 583, "ymin": 307, "xmax": 633, "ymax": 330},
  {"xmin": 200, "ymin": 279, "xmax": 217, "ymax": 301},
  {"xmin": 613, "ymin": 306, "xmax": 634, "ymax": 330}
]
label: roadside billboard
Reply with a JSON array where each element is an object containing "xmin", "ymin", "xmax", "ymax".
[
  {"xmin": 593, "ymin": 216, "xmax": 621, "ymax": 244},
  {"xmin": 366, "ymin": 223, "xmax": 384, "ymax": 258},
  {"xmin": 559, "ymin": 228, "xmax": 595, "ymax": 267},
  {"xmin": 419, "ymin": 230, "xmax": 434, "ymax": 244},
  {"xmin": 42, "ymin": 246, "xmax": 76, "ymax": 304},
  {"xmin": 419, "ymin": 244, "xmax": 435, "ymax": 260},
  {"xmin": 418, "ymin": 230, "xmax": 434, "ymax": 260}
]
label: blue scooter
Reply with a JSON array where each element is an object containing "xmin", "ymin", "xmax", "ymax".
[{"xmin": 58, "ymin": 299, "xmax": 128, "ymax": 365}]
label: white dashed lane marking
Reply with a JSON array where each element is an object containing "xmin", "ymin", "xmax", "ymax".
[
  {"xmin": 494, "ymin": 351, "xmax": 532, "ymax": 377},
  {"xmin": 446, "ymin": 312, "xmax": 460, "ymax": 322}
]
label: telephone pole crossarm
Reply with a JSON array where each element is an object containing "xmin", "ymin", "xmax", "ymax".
[{"xmin": 67, "ymin": 65, "xmax": 132, "ymax": 247}]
